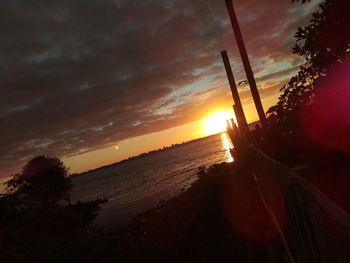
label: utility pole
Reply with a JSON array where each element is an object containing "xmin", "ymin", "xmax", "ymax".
[
  {"xmin": 225, "ymin": 0, "xmax": 266, "ymax": 125},
  {"xmin": 221, "ymin": 50, "xmax": 249, "ymax": 139}
]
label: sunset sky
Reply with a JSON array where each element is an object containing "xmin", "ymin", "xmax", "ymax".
[{"xmin": 0, "ymin": 0, "xmax": 321, "ymax": 176}]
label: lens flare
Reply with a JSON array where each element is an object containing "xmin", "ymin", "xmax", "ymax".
[
  {"xmin": 222, "ymin": 167, "xmax": 286, "ymax": 245},
  {"xmin": 300, "ymin": 59, "xmax": 350, "ymax": 152}
]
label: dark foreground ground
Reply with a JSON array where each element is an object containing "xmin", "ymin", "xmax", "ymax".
[
  {"xmin": 89, "ymin": 162, "xmax": 288, "ymax": 263},
  {"xmin": 3, "ymin": 157, "xmax": 348, "ymax": 262}
]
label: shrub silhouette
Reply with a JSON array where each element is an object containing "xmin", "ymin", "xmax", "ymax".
[
  {"xmin": 6, "ymin": 156, "xmax": 72, "ymax": 209},
  {"xmin": 0, "ymin": 156, "xmax": 108, "ymax": 262},
  {"xmin": 268, "ymin": 0, "xmax": 350, "ymax": 133}
]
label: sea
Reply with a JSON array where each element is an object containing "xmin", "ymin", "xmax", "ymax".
[{"xmin": 70, "ymin": 132, "xmax": 234, "ymax": 227}]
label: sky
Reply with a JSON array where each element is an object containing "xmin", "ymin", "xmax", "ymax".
[{"xmin": 0, "ymin": 0, "xmax": 321, "ymax": 177}]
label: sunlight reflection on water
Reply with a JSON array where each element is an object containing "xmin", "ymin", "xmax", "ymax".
[
  {"xmin": 70, "ymin": 133, "xmax": 235, "ymax": 227},
  {"xmin": 221, "ymin": 132, "xmax": 234, "ymax": 162}
]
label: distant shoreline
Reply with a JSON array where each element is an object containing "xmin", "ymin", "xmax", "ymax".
[
  {"xmin": 71, "ymin": 120, "xmax": 260, "ymax": 178},
  {"xmin": 70, "ymin": 132, "xmax": 224, "ymax": 178}
]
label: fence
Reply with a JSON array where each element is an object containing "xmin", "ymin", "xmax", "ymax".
[{"xmin": 227, "ymin": 124, "xmax": 350, "ymax": 262}]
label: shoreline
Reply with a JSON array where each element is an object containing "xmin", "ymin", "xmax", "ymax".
[
  {"xmin": 98, "ymin": 161, "xmax": 270, "ymax": 262},
  {"xmin": 97, "ymin": 162, "xmax": 234, "ymax": 232},
  {"xmin": 96, "ymin": 160, "xmax": 292, "ymax": 262}
]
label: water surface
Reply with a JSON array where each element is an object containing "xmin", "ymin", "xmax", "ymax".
[{"xmin": 71, "ymin": 132, "xmax": 233, "ymax": 227}]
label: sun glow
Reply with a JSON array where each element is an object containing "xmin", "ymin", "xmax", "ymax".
[{"xmin": 204, "ymin": 111, "xmax": 233, "ymax": 136}]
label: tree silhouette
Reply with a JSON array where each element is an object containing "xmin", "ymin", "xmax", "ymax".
[
  {"xmin": 1, "ymin": 156, "xmax": 108, "ymax": 262},
  {"xmin": 6, "ymin": 156, "xmax": 72, "ymax": 208},
  {"xmin": 267, "ymin": 0, "xmax": 350, "ymax": 134}
]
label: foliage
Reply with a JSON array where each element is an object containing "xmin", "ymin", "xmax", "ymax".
[
  {"xmin": 0, "ymin": 156, "xmax": 108, "ymax": 262},
  {"xmin": 6, "ymin": 156, "xmax": 72, "ymax": 208},
  {"xmin": 267, "ymin": 0, "xmax": 350, "ymax": 133}
]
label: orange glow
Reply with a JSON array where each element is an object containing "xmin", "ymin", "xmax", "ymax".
[{"xmin": 203, "ymin": 111, "xmax": 232, "ymax": 136}]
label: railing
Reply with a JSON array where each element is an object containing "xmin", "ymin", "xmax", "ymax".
[{"xmin": 226, "ymin": 124, "xmax": 350, "ymax": 262}]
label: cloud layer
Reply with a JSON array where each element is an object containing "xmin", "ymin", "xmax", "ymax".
[{"xmin": 0, "ymin": 0, "xmax": 319, "ymax": 175}]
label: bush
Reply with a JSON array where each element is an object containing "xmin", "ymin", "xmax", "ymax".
[{"xmin": 6, "ymin": 156, "xmax": 72, "ymax": 209}]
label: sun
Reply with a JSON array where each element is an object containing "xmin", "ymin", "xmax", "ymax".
[{"xmin": 204, "ymin": 111, "xmax": 233, "ymax": 136}]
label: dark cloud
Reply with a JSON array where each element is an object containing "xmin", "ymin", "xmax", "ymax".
[{"xmin": 0, "ymin": 0, "xmax": 320, "ymax": 175}]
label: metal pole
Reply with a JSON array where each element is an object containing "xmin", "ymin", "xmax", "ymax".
[
  {"xmin": 225, "ymin": 0, "xmax": 266, "ymax": 125},
  {"xmin": 221, "ymin": 50, "xmax": 250, "ymax": 138}
]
